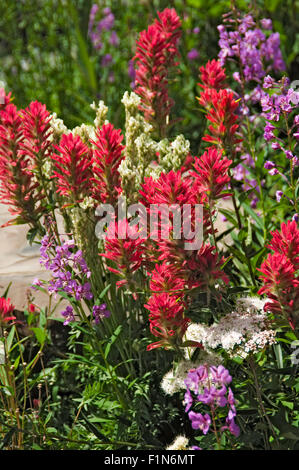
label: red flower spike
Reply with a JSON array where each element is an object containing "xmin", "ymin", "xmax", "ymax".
[
  {"xmin": 145, "ymin": 292, "xmax": 189, "ymax": 351},
  {"xmin": 203, "ymin": 89, "xmax": 241, "ymax": 148},
  {"xmin": 267, "ymin": 220, "xmax": 299, "ymax": 270},
  {"xmin": 91, "ymin": 123, "xmax": 125, "ymax": 205},
  {"xmin": 0, "ymin": 104, "xmax": 43, "ymax": 225},
  {"xmin": 258, "ymin": 253, "xmax": 296, "ymax": 295},
  {"xmin": 198, "ymin": 60, "xmax": 227, "ymax": 90},
  {"xmin": 0, "ymin": 297, "xmax": 16, "ymax": 326},
  {"xmin": 187, "ymin": 244, "xmax": 229, "ymax": 289},
  {"xmin": 51, "ymin": 133, "xmax": 93, "ymax": 202},
  {"xmin": 134, "ymin": 8, "xmax": 182, "ymax": 136},
  {"xmin": 100, "ymin": 219, "xmax": 147, "ymax": 289},
  {"xmin": 149, "ymin": 261, "xmax": 186, "ymax": 294},
  {"xmin": 192, "ymin": 147, "xmax": 232, "ymax": 200},
  {"xmin": 140, "ymin": 170, "xmax": 197, "ymax": 207},
  {"xmin": 258, "ymin": 250, "xmax": 299, "ymax": 329},
  {"xmin": 20, "ymin": 101, "xmax": 53, "ymax": 168}
]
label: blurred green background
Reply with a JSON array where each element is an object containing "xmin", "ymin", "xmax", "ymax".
[{"xmin": 0, "ymin": 0, "xmax": 298, "ymax": 153}]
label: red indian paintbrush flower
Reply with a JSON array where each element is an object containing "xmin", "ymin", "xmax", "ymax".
[
  {"xmin": 140, "ymin": 170, "xmax": 197, "ymax": 207},
  {"xmin": 258, "ymin": 221, "xmax": 299, "ymax": 329},
  {"xmin": 149, "ymin": 261, "xmax": 186, "ymax": 294},
  {"xmin": 186, "ymin": 244, "xmax": 229, "ymax": 290},
  {"xmin": 198, "ymin": 59, "xmax": 227, "ymax": 90},
  {"xmin": 91, "ymin": 123, "xmax": 124, "ymax": 205},
  {"xmin": 202, "ymin": 89, "xmax": 241, "ymax": 148},
  {"xmin": 51, "ymin": 133, "xmax": 93, "ymax": 202},
  {"xmin": 0, "ymin": 297, "xmax": 16, "ymax": 327},
  {"xmin": 267, "ymin": 220, "xmax": 299, "ymax": 270},
  {"xmin": 100, "ymin": 219, "xmax": 147, "ymax": 289},
  {"xmin": 20, "ymin": 101, "xmax": 53, "ymax": 168},
  {"xmin": 133, "ymin": 8, "xmax": 181, "ymax": 137},
  {"xmin": 144, "ymin": 292, "xmax": 190, "ymax": 351},
  {"xmin": 0, "ymin": 104, "xmax": 43, "ymax": 226},
  {"xmin": 192, "ymin": 147, "xmax": 232, "ymax": 200}
]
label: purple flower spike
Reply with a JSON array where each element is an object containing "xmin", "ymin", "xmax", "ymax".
[
  {"xmin": 264, "ymin": 160, "xmax": 276, "ymax": 170},
  {"xmin": 210, "ymin": 365, "xmax": 232, "ymax": 385},
  {"xmin": 188, "ymin": 411, "xmax": 211, "ymax": 434},
  {"xmin": 261, "ymin": 18, "xmax": 272, "ymax": 30},
  {"xmin": 187, "ymin": 48, "xmax": 199, "ymax": 61},
  {"xmin": 101, "ymin": 53, "xmax": 113, "ymax": 67},
  {"xmin": 92, "ymin": 303, "xmax": 111, "ymax": 324},
  {"xmin": 263, "ymin": 75, "xmax": 275, "ymax": 89},
  {"xmin": 276, "ymin": 190, "xmax": 283, "ymax": 202},
  {"xmin": 109, "ymin": 31, "xmax": 119, "ymax": 46},
  {"xmin": 184, "ymin": 388, "xmax": 193, "ymax": 413},
  {"xmin": 61, "ymin": 306, "xmax": 75, "ymax": 326}
]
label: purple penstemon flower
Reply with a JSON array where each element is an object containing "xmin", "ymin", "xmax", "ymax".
[
  {"xmin": 187, "ymin": 48, "xmax": 199, "ymax": 61},
  {"xmin": 218, "ymin": 14, "xmax": 285, "ymax": 84},
  {"xmin": 92, "ymin": 303, "xmax": 111, "ymax": 324},
  {"xmin": 36, "ymin": 235, "xmax": 93, "ymax": 302},
  {"xmin": 184, "ymin": 365, "xmax": 239, "ymax": 440},
  {"xmin": 61, "ymin": 305, "xmax": 75, "ymax": 326},
  {"xmin": 276, "ymin": 190, "xmax": 283, "ymax": 202},
  {"xmin": 109, "ymin": 31, "xmax": 119, "ymax": 46},
  {"xmin": 101, "ymin": 53, "xmax": 113, "ymax": 67},
  {"xmin": 264, "ymin": 160, "xmax": 276, "ymax": 170},
  {"xmin": 188, "ymin": 411, "xmax": 211, "ymax": 434}
]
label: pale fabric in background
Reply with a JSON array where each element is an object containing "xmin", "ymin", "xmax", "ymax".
[
  {"xmin": 0, "ymin": 200, "xmax": 233, "ymax": 312},
  {"xmin": 0, "ymin": 204, "xmax": 51, "ymax": 311}
]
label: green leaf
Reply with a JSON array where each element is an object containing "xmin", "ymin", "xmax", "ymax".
[
  {"xmin": 6, "ymin": 325, "xmax": 15, "ymax": 352},
  {"xmin": 99, "ymin": 284, "xmax": 111, "ymax": 300},
  {"xmin": 245, "ymin": 217, "xmax": 252, "ymax": 247},
  {"xmin": 80, "ymin": 410, "xmax": 107, "ymax": 441},
  {"xmin": 273, "ymin": 343, "xmax": 284, "ymax": 369},
  {"xmin": 2, "ymin": 282, "xmax": 12, "ymax": 299},
  {"xmin": 104, "ymin": 325, "xmax": 122, "ymax": 359},
  {"xmin": 66, "ymin": 0, "xmax": 97, "ymax": 94},
  {"xmin": 31, "ymin": 327, "xmax": 47, "ymax": 346}
]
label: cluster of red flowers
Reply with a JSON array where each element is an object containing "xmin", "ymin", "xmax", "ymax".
[
  {"xmin": 197, "ymin": 60, "xmax": 241, "ymax": 149},
  {"xmin": 133, "ymin": 8, "xmax": 181, "ymax": 137},
  {"xmin": 100, "ymin": 17, "xmax": 236, "ymax": 352},
  {"xmin": 0, "ymin": 297, "xmax": 15, "ymax": 327},
  {"xmin": 103, "ymin": 160, "xmax": 231, "ymax": 350},
  {"xmin": 91, "ymin": 123, "xmax": 124, "ymax": 205},
  {"xmin": 258, "ymin": 220, "xmax": 299, "ymax": 329},
  {"xmin": 52, "ymin": 133, "xmax": 93, "ymax": 202},
  {"xmin": 0, "ymin": 103, "xmax": 45, "ymax": 226},
  {"xmin": 51, "ymin": 124, "xmax": 125, "ymax": 206},
  {"xmin": 0, "ymin": 93, "xmax": 126, "ymax": 223}
]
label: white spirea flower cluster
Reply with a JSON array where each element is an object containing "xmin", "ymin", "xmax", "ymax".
[
  {"xmin": 166, "ymin": 435, "xmax": 189, "ymax": 450},
  {"xmin": 184, "ymin": 297, "xmax": 276, "ymax": 359}
]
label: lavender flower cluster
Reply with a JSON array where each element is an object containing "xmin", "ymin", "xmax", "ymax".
[
  {"xmin": 233, "ymin": 153, "xmax": 261, "ymax": 208},
  {"xmin": 34, "ymin": 235, "xmax": 93, "ymax": 302},
  {"xmin": 262, "ymin": 77, "xmax": 299, "ymax": 170},
  {"xmin": 218, "ymin": 14, "xmax": 285, "ymax": 83},
  {"xmin": 88, "ymin": 5, "xmax": 118, "ymax": 52},
  {"xmin": 184, "ymin": 365, "xmax": 240, "ymax": 438}
]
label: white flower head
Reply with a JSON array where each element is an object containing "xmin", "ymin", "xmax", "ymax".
[{"xmin": 166, "ymin": 435, "xmax": 189, "ymax": 451}]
